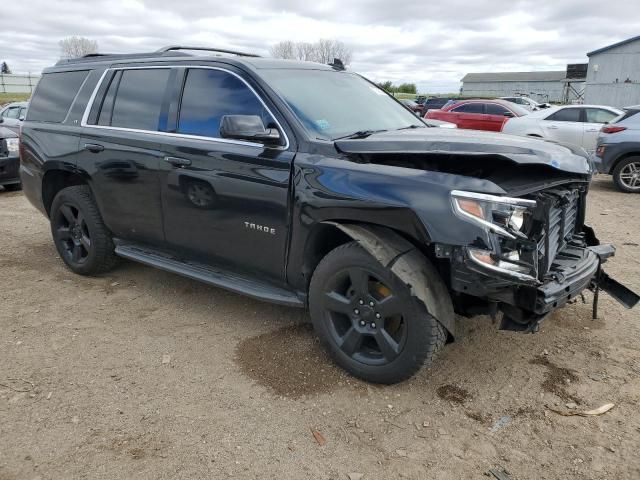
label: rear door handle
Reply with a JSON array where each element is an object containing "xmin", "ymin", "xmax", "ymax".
[
  {"xmin": 547, "ymin": 125, "xmax": 559, "ymax": 130},
  {"xmin": 164, "ymin": 156, "xmax": 191, "ymax": 167},
  {"xmin": 84, "ymin": 143, "xmax": 104, "ymax": 153}
]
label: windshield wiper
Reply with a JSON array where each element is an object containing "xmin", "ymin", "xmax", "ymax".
[
  {"xmin": 396, "ymin": 124, "xmax": 424, "ymax": 131},
  {"xmin": 333, "ymin": 129, "xmax": 387, "ymax": 140}
]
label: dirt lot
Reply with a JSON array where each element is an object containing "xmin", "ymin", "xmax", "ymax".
[{"xmin": 1, "ymin": 176, "xmax": 639, "ymax": 480}]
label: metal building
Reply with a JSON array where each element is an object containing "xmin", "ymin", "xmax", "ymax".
[
  {"xmin": 0, "ymin": 73, "xmax": 40, "ymax": 94},
  {"xmin": 460, "ymin": 71, "xmax": 584, "ymax": 104},
  {"xmin": 584, "ymin": 35, "xmax": 640, "ymax": 108}
]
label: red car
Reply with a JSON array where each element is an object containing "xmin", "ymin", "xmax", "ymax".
[{"xmin": 425, "ymin": 99, "xmax": 529, "ymax": 132}]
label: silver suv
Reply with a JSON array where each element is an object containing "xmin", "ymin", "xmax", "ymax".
[{"xmin": 595, "ymin": 106, "xmax": 640, "ymax": 193}]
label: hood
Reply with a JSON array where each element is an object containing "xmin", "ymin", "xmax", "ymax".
[
  {"xmin": 334, "ymin": 128, "xmax": 591, "ymax": 175},
  {"xmin": 0, "ymin": 126, "xmax": 18, "ymax": 139}
]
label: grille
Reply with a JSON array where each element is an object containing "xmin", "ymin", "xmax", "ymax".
[{"xmin": 536, "ymin": 188, "xmax": 581, "ymax": 277}]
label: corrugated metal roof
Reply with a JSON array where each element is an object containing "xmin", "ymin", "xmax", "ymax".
[
  {"xmin": 587, "ymin": 35, "xmax": 640, "ymax": 57},
  {"xmin": 461, "ymin": 71, "xmax": 567, "ymax": 83}
]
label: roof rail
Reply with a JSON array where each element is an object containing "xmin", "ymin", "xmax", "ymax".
[{"xmin": 156, "ymin": 46, "xmax": 261, "ymax": 58}]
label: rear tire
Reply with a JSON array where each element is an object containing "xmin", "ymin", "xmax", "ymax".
[
  {"xmin": 309, "ymin": 242, "xmax": 446, "ymax": 384},
  {"xmin": 612, "ymin": 156, "xmax": 640, "ymax": 193},
  {"xmin": 50, "ymin": 185, "xmax": 119, "ymax": 275}
]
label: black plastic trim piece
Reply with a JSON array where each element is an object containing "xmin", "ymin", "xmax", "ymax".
[{"xmin": 114, "ymin": 242, "xmax": 304, "ymax": 307}]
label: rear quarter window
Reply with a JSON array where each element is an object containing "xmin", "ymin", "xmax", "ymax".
[{"xmin": 27, "ymin": 70, "xmax": 89, "ymax": 123}]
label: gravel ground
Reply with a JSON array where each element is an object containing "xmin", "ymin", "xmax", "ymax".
[{"xmin": 1, "ymin": 176, "xmax": 639, "ymax": 480}]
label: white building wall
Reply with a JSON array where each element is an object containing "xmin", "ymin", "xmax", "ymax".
[
  {"xmin": 461, "ymin": 80, "xmax": 579, "ymax": 103},
  {"xmin": 0, "ymin": 73, "xmax": 41, "ymax": 94}
]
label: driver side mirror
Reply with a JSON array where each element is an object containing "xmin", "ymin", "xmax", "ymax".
[
  {"xmin": 19, "ymin": 116, "xmax": 25, "ymax": 122},
  {"xmin": 220, "ymin": 115, "xmax": 282, "ymax": 146},
  {"xmin": 0, "ymin": 117, "xmax": 3, "ymax": 124},
  {"xmin": 503, "ymin": 111, "xmax": 515, "ymax": 118}
]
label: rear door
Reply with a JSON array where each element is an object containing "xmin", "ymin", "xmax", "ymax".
[
  {"xmin": 540, "ymin": 108, "xmax": 583, "ymax": 146},
  {"xmin": 79, "ymin": 67, "xmax": 172, "ymax": 245},
  {"xmin": 583, "ymin": 108, "xmax": 619, "ymax": 153},
  {"xmin": 449, "ymin": 102, "xmax": 486, "ymax": 130},
  {"xmin": 157, "ymin": 66, "xmax": 295, "ymax": 281}
]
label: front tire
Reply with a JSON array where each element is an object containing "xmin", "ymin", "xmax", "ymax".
[
  {"xmin": 309, "ymin": 242, "xmax": 446, "ymax": 384},
  {"xmin": 612, "ymin": 156, "xmax": 640, "ymax": 193},
  {"xmin": 50, "ymin": 185, "xmax": 119, "ymax": 275}
]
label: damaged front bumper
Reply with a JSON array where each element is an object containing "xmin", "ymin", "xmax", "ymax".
[{"xmin": 449, "ymin": 233, "xmax": 639, "ymax": 331}]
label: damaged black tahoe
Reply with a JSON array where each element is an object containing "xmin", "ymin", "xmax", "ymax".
[{"xmin": 20, "ymin": 46, "xmax": 639, "ymax": 383}]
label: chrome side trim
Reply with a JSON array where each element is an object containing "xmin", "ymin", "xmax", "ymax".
[{"xmin": 80, "ymin": 65, "xmax": 290, "ymax": 151}]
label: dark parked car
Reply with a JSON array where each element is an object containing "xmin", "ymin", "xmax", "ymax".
[
  {"xmin": 20, "ymin": 46, "xmax": 638, "ymax": 383},
  {"xmin": 0, "ymin": 126, "xmax": 20, "ymax": 191},
  {"xmin": 400, "ymin": 99, "xmax": 422, "ymax": 114},
  {"xmin": 426, "ymin": 99, "xmax": 529, "ymax": 131},
  {"xmin": 419, "ymin": 97, "xmax": 457, "ymax": 117},
  {"xmin": 595, "ymin": 105, "xmax": 640, "ymax": 193}
]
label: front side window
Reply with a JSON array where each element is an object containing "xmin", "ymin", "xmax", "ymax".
[
  {"xmin": 4, "ymin": 107, "xmax": 20, "ymax": 119},
  {"xmin": 451, "ymin": 103, "xmax": 484, "ymax": 114},
  {"xmin": 546, "ymin": 108, "xmax": 581, "ymax": 123},
  {"xmin": 178, "ymin": 69, "xmax": 270, "ymax": 139},
  {"xmin": 27, "ymin": 70, "xmax": 88, "ymax": 123},
  {"xmin": 585, "ymin": 108, "xmax": 618, "ymax": 124},
  {"xmin": 109, "ymin": 69, "xmax": 171, "ymax": 131}
]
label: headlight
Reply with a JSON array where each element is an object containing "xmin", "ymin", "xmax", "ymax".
[
  {"xmin": 467, "ymin": 248, "xmax": 537, "ymax": 282},
  {"xmin": 451, "ymin": 190, "xmax": 536, "ymax": 239},
  {"xmin": 5, "ymin": 138, "xmax": 19, "ymax": 155}
]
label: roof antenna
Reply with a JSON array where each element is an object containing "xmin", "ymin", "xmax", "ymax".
[{"xmin": 329, "ymin": 58, "xmax": 345, "ymax": 71}]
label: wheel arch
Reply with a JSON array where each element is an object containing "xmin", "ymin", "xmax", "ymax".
[
  {"xmin": 318, "ymin": 221, "xmax": 455, "ymax": 338},
  {"xmin": 609, "ymin": 151, "xmax": 640, "ymax": 174},
  {"xmin": 41, "ymin": 165, "xmax": 91, "ymax": 216}
]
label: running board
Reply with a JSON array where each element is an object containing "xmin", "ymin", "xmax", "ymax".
[{"xmin": 114, "ymin": 242, "xmax": 304, "ymax": 307}]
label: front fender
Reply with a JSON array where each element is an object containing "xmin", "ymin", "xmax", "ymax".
[{"xmin": 325, "ymin": 221, "xmax": 455, "ymax": 338}]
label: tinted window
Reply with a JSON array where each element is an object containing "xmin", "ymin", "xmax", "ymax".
[
  {"xmin": 27, "ymin": 70, "xmax": 88, "ymax": 123},
  {"xmin": 97, "ymin": 71, "xmax": 122, "ymax": 126},
  {"xmin": 585, "ymin": 108, "xmax": 618, "ymax": 124},
  {"xmin": 178, "ymin": 69, "xmax": 270, "ymax": 138},
  {"xmin": 546, "ymin": 108, "xmax": 581, "ymax": 122},
  {"xmin": 486, "ymin": 103, "xmax": 511, "ymax": 115},
  {"xmin": 110, "ymin": 69, "xmax": 170, "ymax": 131},
  {"xmin": 451, "ymin": 103, "xmax": 484, "ymax": 114}
]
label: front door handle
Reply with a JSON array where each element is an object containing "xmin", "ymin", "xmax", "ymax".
[
  {"xmin": 547, "ymin": 125, "xmax": 559, "ymax": 130},
  {"xmin": 84, "ymin": 143, "xmax": 104, "ymax": 153},
  {"xmin": 164, "ymin": 156, "xmax": 191, "ymax": 167}
]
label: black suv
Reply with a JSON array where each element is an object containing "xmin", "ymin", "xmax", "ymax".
[{"xmin": 20, "ymin": 46, "xmax": 638, "ymax": 383}]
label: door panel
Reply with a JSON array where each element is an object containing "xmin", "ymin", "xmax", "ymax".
[
  {"xmin": 159, "ymin": 137, "xmax": 293, "ymax": 280},
  {"xmin": 78, "ymin": 130, "xmax": 165, "ymax": 243}
]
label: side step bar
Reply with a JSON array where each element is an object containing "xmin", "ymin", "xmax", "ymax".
[{"xmin": 114, "ymin": 242, "xmax": 304, "ymax": 308}]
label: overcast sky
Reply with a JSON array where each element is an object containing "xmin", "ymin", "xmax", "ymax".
[{"xmin": 1, "ymin": 0, "xmax": 638, "ymax": 93}]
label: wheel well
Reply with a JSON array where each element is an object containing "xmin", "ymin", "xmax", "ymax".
[
  {"xmin": 42, "ymin": 170, "xmax": 88, "ymax": 216},
  {"xmin": 301, "ymin": 223, "xmax": 353, "ymax": 288},
  {"xmin": 610, "ymin": 152, "xmax": 640, "ymax": 174}
]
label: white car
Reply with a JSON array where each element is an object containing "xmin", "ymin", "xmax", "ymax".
[
  {"xmin": 500, "ymin": 96, "xmax": 548, "ymax": 111},
  {"xmin": 502, "ymin": 104, "xmax": 623, "ymax": 153}
]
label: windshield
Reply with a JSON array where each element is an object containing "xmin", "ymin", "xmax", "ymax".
[{"xmin": 260, "ymin": 69, "xmax": 424, "ymax": 140}]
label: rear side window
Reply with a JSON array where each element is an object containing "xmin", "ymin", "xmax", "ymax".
[
  {"xmin": 109, "ymin": 69, "xmax": 171, "ymax": 131},
  {"xmin": 546, "ymin": 108, "xmax": 581, "ymax": 122},
  {"xmin": 177, "ymin": 68, "xmax": 269, "ymax": 139},
  {"xmin": 451, "ymin": 103, "xmax": 484, "ymax": 114},
  {"xmin": 27, "ymin": 70, "xmax": 89, "ymax": 123},
  {"xmin": 585, "ymin": 108, "xmax": 618, "ymax": 124}
]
